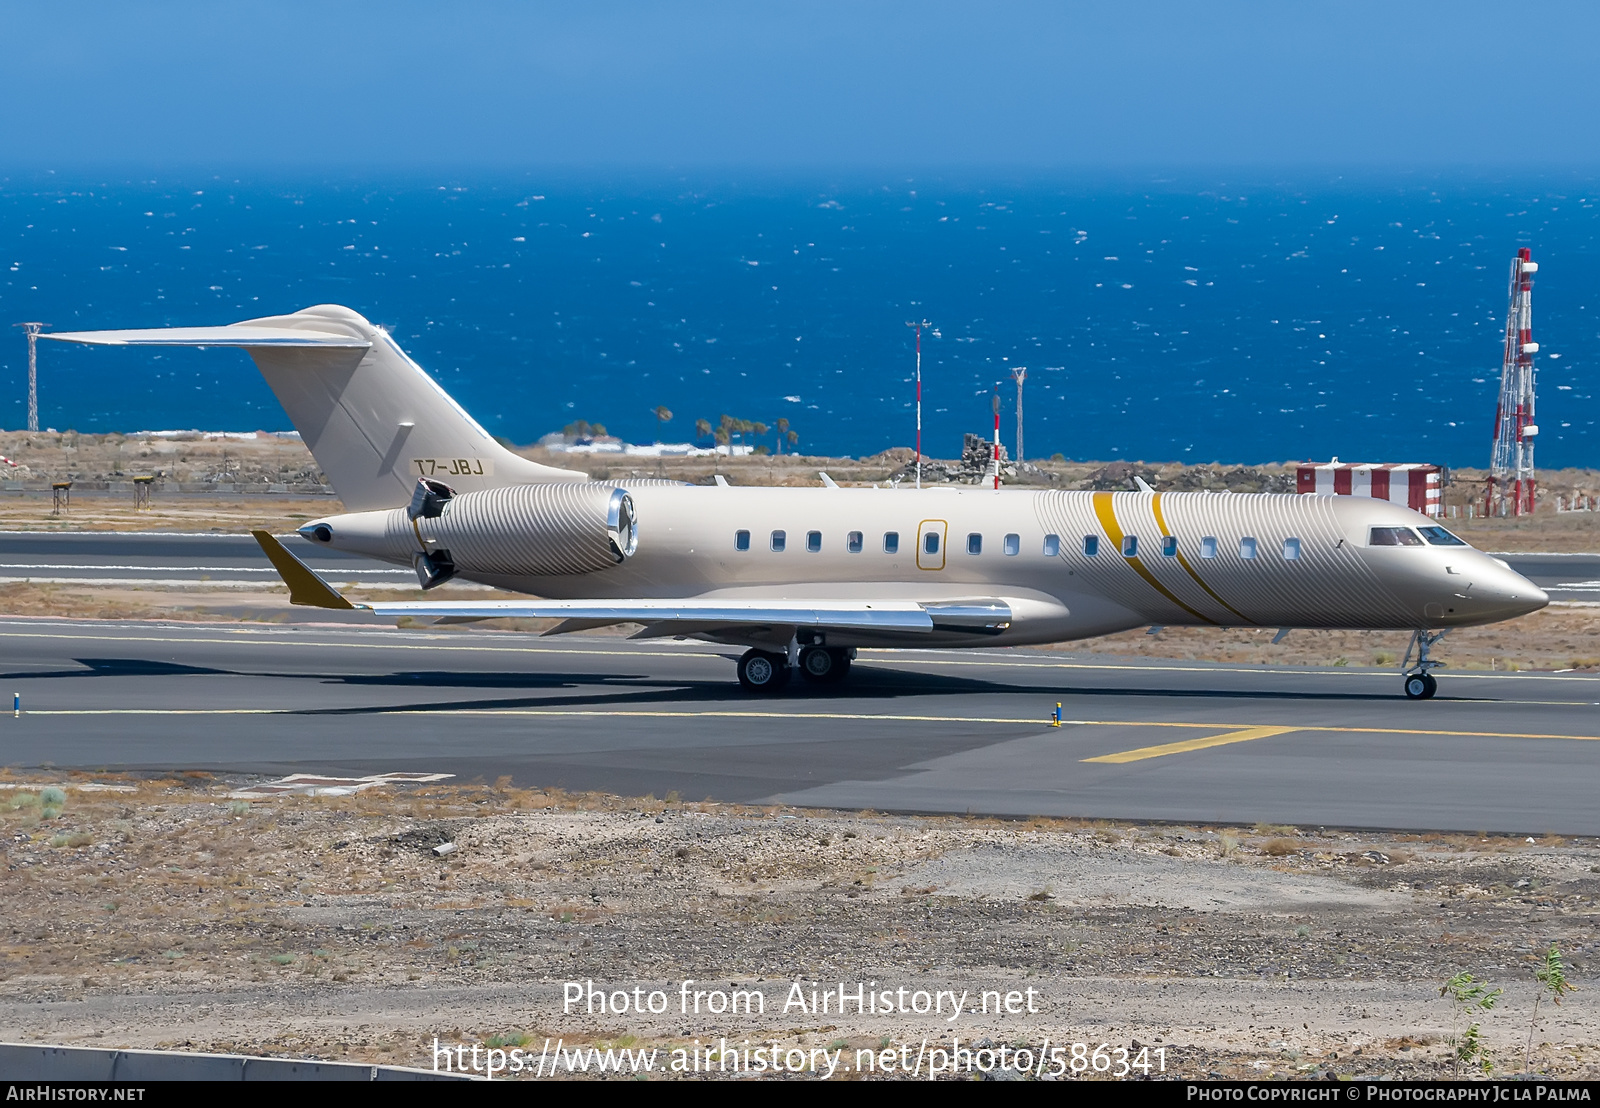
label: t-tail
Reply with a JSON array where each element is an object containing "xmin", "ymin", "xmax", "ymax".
[{"xmin": 43, "ymin": 304, "xmax": 588, "ymax": 510}]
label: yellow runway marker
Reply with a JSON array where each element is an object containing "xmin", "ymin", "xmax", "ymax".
[{"xmin": 1082, "ymin": 725, "xmax": 1300, "ymax": 764}]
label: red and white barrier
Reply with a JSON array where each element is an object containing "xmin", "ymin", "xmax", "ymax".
[{"xmin": 1296, "ymin": 461, "xmax": 1442, "ymax": 518}]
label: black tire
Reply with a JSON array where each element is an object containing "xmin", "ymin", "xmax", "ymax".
[
  {"xmin": 825, "ymin": 648, "xmax": 852, "ymax": 682},
  {"xmin": 1403, "ymin": 673, "xmax": 1429, "ymax": 700},
  {"xmin": 1421, "ymin": 673, "xmax": 1438, "ymax": 699},
  {"xmin": 738, "ymin": 649, "xmax": 790, "ymax": 693},
  {"xmin": 799, "ymin": 647, "xmax": 853, "ymax": 684},
  {"xmin": 799, "ymin": 647, "xmax": 834, "ymax": 683}
]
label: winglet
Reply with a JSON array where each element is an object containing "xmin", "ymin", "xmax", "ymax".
[{"xmin": 250, "ymin": 530, "xmax": 357, "ymax": 610}]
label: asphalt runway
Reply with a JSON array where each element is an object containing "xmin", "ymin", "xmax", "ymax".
[
  {"xmin": 0, "ymin": 532, "xmax": 1592, "ymax": 602},
  {"xmin": 2, "ymin": 617, "xmax": 1597, "ymax": 835},
  {"xmin": 0, "ymin": 531, "xmax": 414, "ymax": 589}
]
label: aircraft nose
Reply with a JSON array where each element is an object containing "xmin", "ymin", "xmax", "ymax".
[{"xmin": 1473, "ymin": 563, "xmax": 1548, "ymax": 619}]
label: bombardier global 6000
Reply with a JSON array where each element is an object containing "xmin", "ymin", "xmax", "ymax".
[{"xmin": 45, "ymin": 304, "xmax": 1547, "ymax": 698}]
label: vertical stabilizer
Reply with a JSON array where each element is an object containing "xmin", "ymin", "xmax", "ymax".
[{"xmin": 43, "ymin": 304, "xmax": 589, "ymax": 510}]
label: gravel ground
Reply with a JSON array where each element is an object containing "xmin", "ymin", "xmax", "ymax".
[{"xmin": 0, "ymin": 777, "xmax": 1596, "ymax": 1080}]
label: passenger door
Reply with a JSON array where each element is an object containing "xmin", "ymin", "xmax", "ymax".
[{"xmin": 916, "ymin": 519, "xmax": 947, "ymax": 571}]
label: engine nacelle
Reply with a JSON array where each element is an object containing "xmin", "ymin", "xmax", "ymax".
[{"xmin": 299, "ymin": 482, "xmax": 638, "ymax": 584}]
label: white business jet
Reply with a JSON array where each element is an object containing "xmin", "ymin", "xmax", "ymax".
[{"xmin": 45, "ymin": 305, "xmax": 1546, "ymax": 699}]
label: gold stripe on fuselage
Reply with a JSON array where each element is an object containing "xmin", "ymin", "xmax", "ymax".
[
  {"xmin": 1091, "ymin": 492, "xmax": 1214, "ymax": 624},
  {"xmin": 1150, "ymin": 493, "xmax": 1254, "ymax": 624}
]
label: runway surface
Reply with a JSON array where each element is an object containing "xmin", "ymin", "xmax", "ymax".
[
  {"xmin": 0, "ymin": 532, "xmax": 1592, "ymax": 602},
  {"xmin": 0, "ymin": 531, "xmax": 414, "ymax": 589},
  {"xmin": 2, "ymin": 617, "xmax": 1597, "ymax": 834}
]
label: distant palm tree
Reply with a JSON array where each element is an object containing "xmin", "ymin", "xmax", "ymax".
[
  {"xmin": 694, "ymin": 417, "xmax": 711, "ymax": 441},
  {"xmin": 775, "ymin": 417, "xmax": 789, "ymax": 455},
  {"xmin": 654, "ymin": 405, "xmax": 672, "ymax": 425}
]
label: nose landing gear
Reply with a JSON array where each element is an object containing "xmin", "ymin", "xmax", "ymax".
[{"xmin": 1400, "ymin": 629, "xmax": 1449, "ymax": 699}]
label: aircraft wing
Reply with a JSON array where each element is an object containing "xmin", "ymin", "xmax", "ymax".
[
  {"xmin": 250, "ymin": 531, "xmax": 1009, "ymax": 635},
  {"xmin": 41, "ymin": 326, "xmax": 371, "ymax": 349}
]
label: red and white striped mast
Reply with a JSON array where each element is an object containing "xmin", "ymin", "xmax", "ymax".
[
  {"xmin": 1486, "ymin": 249, "xmax": 1539, "ymax": 516},
  {"xmin": 991, "ymin": 385, "xmax": 1002, "ymax": 490}
]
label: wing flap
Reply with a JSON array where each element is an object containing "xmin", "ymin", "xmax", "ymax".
[
  {"xmin": 359, "ymin": 598, "xmax": 936, "ymax": 632},
  {"xmin": 250, "ymin": 530, "xmax": 1013, "ymax": 635}
]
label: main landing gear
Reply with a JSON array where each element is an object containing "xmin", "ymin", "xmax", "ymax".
[
  {"xmin": 1400, "ymin": 629, "xmax": 1449, "ymax": 700},
  {"xmin": 736, "ymin": 646, "xmax": 854, "ymax": 693}
]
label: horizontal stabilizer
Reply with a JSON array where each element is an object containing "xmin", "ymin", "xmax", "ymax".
[{"xmin": 42, "ymin": 326, "xmax": 370, "ymax": 349}]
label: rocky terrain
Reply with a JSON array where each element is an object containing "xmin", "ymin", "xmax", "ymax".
[{"xmin": 0, "ymin": 777, "xmax": 1594, "ymax": 1079}]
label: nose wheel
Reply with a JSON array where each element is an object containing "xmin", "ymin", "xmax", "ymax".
[
  {"xmin": 1400, "ymin": 629, "xmax": 1448, "ymax": 700},
  {"xmin": 737, "ymin": 649, "xmax": 791, "ymax": 693},
  {"xmin": 1403, "ymin": 672, "xmax": 1438, "ymax": 700}
]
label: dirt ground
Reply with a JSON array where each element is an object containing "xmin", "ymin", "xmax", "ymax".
[
  {"xmin": 2, "ymin": 437, "xmax": 1597, "ymax": 1079},
  {"xmin": 0, "ymin": 778, "xmax": 1594, "ymax": 1080}
]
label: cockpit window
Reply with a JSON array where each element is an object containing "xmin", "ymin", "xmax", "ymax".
[
  {"xmin": 1417, "ymin": 526, "xmax": 1468, "ymax": 547},
  {"xmin": 1369, "ymin": 527, "xmax": 1424, "ymax": 547}
]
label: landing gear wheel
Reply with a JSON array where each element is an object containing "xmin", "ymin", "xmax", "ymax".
[
  {"xmin": 1403, "ymin": 673, "xmax": 1437, "ymax": 700},
  {"xmin": 738, "ymin": 649, "xmax": 790, "ymax": 693},
  {"xmin": 799, "ymin": 646, "xmax": 852, "ymax": 684}
]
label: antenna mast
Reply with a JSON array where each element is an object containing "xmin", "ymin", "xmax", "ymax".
[
  {"xmin": 1011, "ymin": 366, "xmax": 1026, "ymax": 464},
  {"xmin": 906, "ymin": 319, "xmax": 931, "ymax": 489},
  {"xmin": 1486, "ymin": 249, "xmax": 1538, "ymax": 516},
  {"xmin": 991, "ymin": 385, "xmax": 1002, "ymax": 490},
  {"xmin": 13, "ymin": 323, "xmax": 43, "ymax": 433}
]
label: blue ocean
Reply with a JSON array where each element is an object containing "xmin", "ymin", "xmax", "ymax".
[{"xmin": 2, "ymin": 174, "xmax": 1596, "ymax": 468}]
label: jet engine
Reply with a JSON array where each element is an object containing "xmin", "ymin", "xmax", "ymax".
[{"xmin": 299, "ymin": 481, "xmax": 638, "ymax": 588}]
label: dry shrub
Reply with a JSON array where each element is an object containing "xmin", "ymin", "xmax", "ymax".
[{"xmin": 1260, "ymin": 837, "xmax": 1298, "ymax": 857}]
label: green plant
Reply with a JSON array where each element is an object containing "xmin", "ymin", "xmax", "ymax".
[
  {"xmin": 1525, "ymin": 944, "xmax": 1578, "ymax": 1072},
  {"xmin": 1440, "ymin": 972, "xmax": 1501, "ymax": 1075},
  {"xmin": 228, "ymin": 800, "xmax": 251, "ymax": 816},
  {"xmin": 39, "ymin": 787, "xmax": 66, "ymax": 807}
]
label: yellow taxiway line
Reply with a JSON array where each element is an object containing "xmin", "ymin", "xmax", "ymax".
[{"xmin": 1081, "ymin": 725, "xmax": 1300, "ymax": 764}]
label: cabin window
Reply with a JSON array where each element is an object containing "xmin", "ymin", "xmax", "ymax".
[
  {"xmin": 1162, "ymin": 535, "xmax": 1178, "ymax": 557},
  {"xmin": 770, "ymin": 530, "xmax": 786, "ymax": 552},
  {"xmin": 1282, "ymin": 537, "xmax": 1302, "ymax": 560},
  {"xmin": 1083, "ymin": 535, "xmax": 1099, "ymax": 557},
  {"xmin": 847, "ymin": 531, "xmax": 864, "ymax": 553},
  {"xmin": 1200, "ymin": 536, "xmax": 1218, "ymax": 559},
  {"xmin": 924, "ymin": 532, "xmax": 941, "ymax": 555},
  {"xmin": 1043, "ymin": 534, "xmax": 1061, "ymax": 556},
  {"xmin": 1418, "ymin": 526, "xmax": 1467, "ymax": 546},
  {"xmin": 735, "ymin": 530, "xmax": 750, "ymax": 551},
  {"xmin": 1240, "ymin": 537, "xmax": 1258, "ymax": 560},
  {"xmin": 1004, "ymin": 533, "xmax": 1020, "ymax": 556},
  {"xmin": 884, "ymin": 531, "xmax": 899, "ymax": 554},
  {"xmin": 806, "ymin": 530, "xmax": 822, "ymax": 553},
  {"xmin": 967, "ymin": 533, "xmax": 983, "ymax": 555},
  {"xmin": 1369, "ymin": 526, "xmax": 1424, "ymax": 547},
  {"xmin": 1121, "ymin": 535, "xmax": 1138, "ymax": 557}
]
